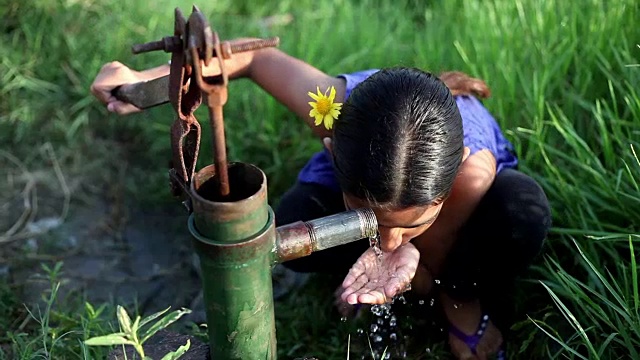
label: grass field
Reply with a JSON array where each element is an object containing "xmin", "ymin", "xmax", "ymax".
[{"xmin": 1, "ymin": 0, "xmax": 639, "ymax": 358}]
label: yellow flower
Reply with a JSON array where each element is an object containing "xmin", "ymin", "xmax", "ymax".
[{"xmin": 308, "ymin": 86, "xmax": 342, "ymax": 130}]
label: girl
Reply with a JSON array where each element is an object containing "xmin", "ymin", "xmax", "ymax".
[{"xmin": 91, "ymin": 43, "xmax": 551, "ymax": 359}]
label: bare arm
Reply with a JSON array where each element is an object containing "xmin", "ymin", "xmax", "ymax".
[
  {"xmin": 90, "ymin": 45, "xmax": 344, "ymax": 138},
  {"xmin": 415, "ymin": 149, "xmax": 497, "ymax": 274},
  {"xmin": 242, "ymin": 48, "xmax": 345, "ymax": 138}
]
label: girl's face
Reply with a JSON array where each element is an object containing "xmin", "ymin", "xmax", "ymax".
[{"xmin": 343, "ymin": 193, "xmax": 443, "ymax": 253}]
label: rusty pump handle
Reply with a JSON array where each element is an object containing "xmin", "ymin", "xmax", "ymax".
[{"xmin": 111, "ymin": 37, "xmax": 280, "ymax": 110}]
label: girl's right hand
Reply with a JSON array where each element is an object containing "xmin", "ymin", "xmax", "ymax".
[
  {"xmin": 340, "ymin": 242, "xmax": 420, "ymax": 305},
  {"xmin": 90, "ymin": 61, "xmax": 144, "ymax": 115}
]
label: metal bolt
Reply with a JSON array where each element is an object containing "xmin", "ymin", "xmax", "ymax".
[
  {"xmin": 220, "ymin": 37, "xmax": 280, "ymax": 59},
  {"xmin": 131, "ymin": 36, "xmax": 182, "ymax": 54},
  {"xmin": 131, "ymin": 35, "xmax": 279, "ymax": 58}
]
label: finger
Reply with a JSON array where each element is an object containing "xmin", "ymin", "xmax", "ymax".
[
  {"xmin": 90, "ymin": 85, "xmax": 113, "ymax": 104},
  {"xmin": 341, "ymin": 273, "xmax": 369, "ymax": 301},
  {"xmin": 342, "ymin": 273, "xmax": 359, "ymax": 289},
  {"xmin": 342, "ymin": 261, "xmax": 367, "ymax": 289},
  {"xmin": 358, "ymin": 290, "xmax": 387, "ymax": 305},
  {"xmin": 346, "ymin": 292, "xmax": 360, "ymax": 305},
  {"xmin": 107, "ymin": 101, "xmax": 141, "ymax": 115},
  {"xmin": 349, "ymin": 258, "xmax": 368, "ymax": 275},
  {"xmin": 101, "ymin": 61, "xmax": 123, "ymax": 71}
]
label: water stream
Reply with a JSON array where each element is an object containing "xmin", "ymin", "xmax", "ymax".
[{"xmin": 346, "ymin": 232, "xmax": 440, "ymax": 359}]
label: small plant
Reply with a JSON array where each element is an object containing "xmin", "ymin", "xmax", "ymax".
[{"xmin": 84, "ymin": 305, "xmax": 192, "ymax": 360}]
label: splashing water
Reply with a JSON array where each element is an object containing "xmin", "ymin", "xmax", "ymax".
[
  {"xmin": 353, "ymin": 298, "xmax": 409, "ymax": 360},
  {"xmin": 369, "ymin": 231, "xmax": 383, "ymax": 259}
]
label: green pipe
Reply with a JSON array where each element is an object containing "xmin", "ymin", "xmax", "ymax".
[
  {"xmin": 189, "ymin": 162, "xmax": 276, "ymax": 360},
  {"xmin": 188, "ymin": 162, "xmax": 378, "ymax": 359}
]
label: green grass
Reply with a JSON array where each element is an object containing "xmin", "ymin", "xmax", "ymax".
[{"xmin": 1, "ymin": 0, "xmax": 639, "ymax": 358}]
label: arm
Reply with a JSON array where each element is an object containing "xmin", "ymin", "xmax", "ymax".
[
  {"xmin": 90, "ymin": 45, "xmax": 344, "ymax": 138},
  {"xmin": 415, "ymin": 148, "xmax": 497, "ymax": 274}
]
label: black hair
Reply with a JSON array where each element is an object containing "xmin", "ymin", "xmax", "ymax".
[{"xmin": 332, "ymin": 67, "xmax": 488, "ymax": 209}]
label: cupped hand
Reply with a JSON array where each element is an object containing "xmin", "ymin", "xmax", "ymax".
[
  {"xmin": 90, "ymin": 61, "xmax": 143, "ymax": 115},
  {"xmin": 340, "ymin": 242, "xmax": 420, "ymax": 305}
]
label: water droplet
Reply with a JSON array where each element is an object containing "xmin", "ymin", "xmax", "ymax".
[
  {"xmin": 389, "ymin": 316, "xmax": 397, "ymax": 327},
  {"xmin": 370, "ymin": 324, "xmax": 379, "ymax": 333},
  {"xmin": 473, "ymin": 282, "xmax": 477, "ymax": 286},
  {"xmin": 377, "ymin": 318, "xmax": 384, "ymax": 325},
  {"xmin": 396, "ymin": 295, "xmax": 407, "ymax": 304},
  {"xmin": 389, "ymin": 332, "xmax": 397, "ymax": 341},
  {"xmin": 425, "ymin": 347, "xmax": 431, "ymax": 353},
  {"xmin": 341, "ymin": 316, "xmax": 347, "ymax": 322},
  {"xmin": 418, "ymin": 299, "xmax": 425, "ymax": 305},
  {"xmin": 372, "ymin": 334, "xmax": 383, "ymax": 343},
  {"xmin": 453, "ymin": 304, "xmax": 458, "ymax": 309},
  {"xmin": 383, "ymin": 352, "xmax": 391, "ymax": 359},
  {"xmin": 452, "ymin": 284, "xmax": 456, "ymax": 289},
  {"xmin": 430, "ymin": 298, "xmax": 435, "ymax": 306},
  {"xmin": 434, "ymin": 279, "xmax": 441, "ymax": 284},
  {"xmin": 357, "ymin": 328, "xmax": 364, "ymax": 335}
]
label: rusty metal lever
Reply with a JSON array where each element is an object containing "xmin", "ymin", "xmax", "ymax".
[
  {"xmin": 111, "ymin": 76, "xmax": 170, "ymax": 109},
  {"xmin": 111, "ymin": 37, "xmax": 279, "ymax": 110}
]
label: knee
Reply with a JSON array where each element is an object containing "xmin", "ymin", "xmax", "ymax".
[
  {"xmin": 515, "ymin": 181, "xmax": 550, "ymax": 256},
  {"xmin": 495, "ymin": 170, "xmax": 552, "ymax": 259}
]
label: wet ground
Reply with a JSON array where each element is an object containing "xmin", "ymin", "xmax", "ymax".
[
  {"xmin": 6, "ymin": 192, "xmax": 310, "ymax": 327},
  {"xmin": 8, "ymin": 199, "xmax": 203, "ymax": 320}
]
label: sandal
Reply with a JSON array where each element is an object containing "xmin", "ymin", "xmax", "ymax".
[{"xmin": 449, "ymin": 313, "xmax": 507, "ymax": 360}]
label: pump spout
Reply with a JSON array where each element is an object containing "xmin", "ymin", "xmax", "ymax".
[{"xmin": 275, "ymin": 208, "xmax": 378, "ymax": 263}]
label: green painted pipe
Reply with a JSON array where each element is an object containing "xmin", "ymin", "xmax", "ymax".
[
  {"xmin": 189, "ymin": 162, "xmax": 276, "ymax": 360},
  {"xmin": 188, "ymin": 162, "xmax": 377, "ymax": 359}
]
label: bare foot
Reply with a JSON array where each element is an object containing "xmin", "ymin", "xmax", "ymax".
[
  {"xmin": 440, "ymin": 292, "xmax": 503, "ymax": 360},
  {"xmin": 340, "ymin": 243, "xmax": 420, "ymax": 305}
]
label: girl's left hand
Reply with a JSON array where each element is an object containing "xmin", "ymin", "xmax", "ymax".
[{"xmin": 340, "ymin": 242, "xmax": 420, "ymax": 304}]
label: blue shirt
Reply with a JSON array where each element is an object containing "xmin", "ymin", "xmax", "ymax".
[{"xmin": 297, "ymin": 69, "xmax": 518, "ymax": 192}]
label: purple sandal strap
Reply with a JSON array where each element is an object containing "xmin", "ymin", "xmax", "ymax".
[
  {"xmin": 497, "ymin": 349, "xmax": 507, "ymax": 360},
  {"xmin": 448, "ymin": 314, "xmax": 491, "ymax": 354}
]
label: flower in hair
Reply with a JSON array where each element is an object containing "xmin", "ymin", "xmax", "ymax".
[{"xmin": 308, "ymin": 86, "xmax": 342, "ymax": 130}]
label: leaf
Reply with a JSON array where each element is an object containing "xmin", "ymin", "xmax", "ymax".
[
  {"xmin": 85, "ymin": 302, "xmax": 95, "ymax": 318},
  {"xmin": 117, "ymin": 305, "xmax": 133, "ymax": 334},
  {"xmin": 160, "ymin": 339, "xmax": 191, "ymax": 360},
  {"xmin": 528, "ymin": 315, "xmax": 589, "ymax": 360},
  {"xmin": 629, "ymin": 235, "xmax": 639, "ymax": 315},
  {"xmin": 139, "ymin": 306, "xmax": 171, "ymax": 329},
  {"xmin": 84, "ymin": 334, "xmax": 135, "ymax": 346},
  {"xmin": 132, "ymin": 315, "xmax": 141, "ymax": 334},
  {"xmin": 141, "ymin": 308, "xmax": 192, "ymax": 343}
]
